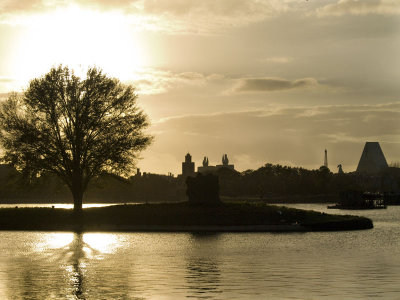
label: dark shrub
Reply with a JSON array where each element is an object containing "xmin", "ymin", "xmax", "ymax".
[{"xmin": 186, "ymin": 173, "xmax": 220, "ymax": 204}]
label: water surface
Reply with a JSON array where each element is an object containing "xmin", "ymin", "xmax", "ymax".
[
  {"xmin": 0, "ymin": 204, "xmax": 399, "ymax": 299},
  {"xmin": 0, "ymin": 203, "xmax": 119, "ymax": 209}
]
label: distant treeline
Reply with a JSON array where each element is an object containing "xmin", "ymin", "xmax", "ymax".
[
  {"xmin": 0, "ymin": 163, "xmax": 399, "ymax": 203},
  {"xmin": 218, "ymin": 164, "xmax": 400, "ymax": 198}
]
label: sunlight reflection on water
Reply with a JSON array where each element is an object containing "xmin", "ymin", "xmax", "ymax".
[
  {"xmin": 33, "ymin": 232, "xmax": 122, "ymax": 258},
  {"xmin": 0, "ymin": 203, "xmax": 121, "ymax": 209}
]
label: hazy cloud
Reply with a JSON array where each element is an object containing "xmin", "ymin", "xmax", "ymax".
[
  {"xmin": 77, "ymin": 0, "xmax": 136, "ymax": 9},
  {"xmin": 0, "ymin": 0, "xmax": 292, "ymax": 33},
  {"xmin": 0, "ymin": 76, "xmax": 14, "ymax": 83},
  {"xmin": 107, "ymin": 0, "xmax": 292, "ymax": 33},
  {"xmin": 0, "ymin": 0, "xmax": 43, "ymax": 13},
  {"xmin": 0, "ymin": 0, "xmax": 69, "ymax": 14},
  {"xmin": 140, "ymin": 0, "xmax": 288, "ymax": 22},
  {"xmin": 259, "ymin": 56, "xmax": 294, "ymax": 64},
  {"xmin": 233, "ymin": 77, "xmax": 319, "ymax": 93},
  {"xmin": 131, "ymin": 69, "xmax": 225, "ymax": 95},
  {"xmin": 317, "ymin": 0, "xmax": 400, "ymax": 17}
]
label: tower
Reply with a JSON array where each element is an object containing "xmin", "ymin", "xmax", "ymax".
[
  {"xmin": 182, "ymin": 153, "xmax": 195, "ymax": 177},
  {"xmin": 324, "ymin": 149, "xmax": 328, "ymax": 168}
]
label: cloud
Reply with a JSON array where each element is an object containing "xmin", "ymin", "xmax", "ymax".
[
  {"xmin": 0, "ymin": 77, "xmax": 14, "ymax": 83},
  {"xmin": 0, "ymin": 0, "xmax": 43, "ymax": 13},
  {"xmin": 0, "ymin": 0, "xmax": 292, "ymax": 33},
  {"xmin": 78, "ymin": 0, "xmax": 135, "ymax": 9},
  {"xmin": 0, "ymin": 0, "xmax": 70, "ymax": 15},
  {"xmin": 232, "ymin": 77, "xmax": 319, "ymax": 93},
  {"xmin": 131, "ymin": 69, "xmax": 225, "ymax": 95},
  {"xmin": 139, "ymin": 0, "xmax": 288, "ymax": 28},
  {"xmin": 258, "ymin": 56, "xmax": 294, "ymax": 64},
  {"xmin": 129, "ymin": 0, "xmax": 291, "ymax": 33},
  {"xmin": 134, "ymin": 72, "xmax": 330, "ymax": 96},
  {"xmin": 317, "ymin": 0, "xmax": 400, "ymax": 17}
]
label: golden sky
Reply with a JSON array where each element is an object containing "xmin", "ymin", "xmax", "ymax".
[{"xmin": 0, "ymin": 0, "xmax": 399, "ymax": 174}]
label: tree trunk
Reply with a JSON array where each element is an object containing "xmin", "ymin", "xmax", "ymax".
[
  {"xmin": 73, "ymin": 189, "xmax": 83, "ymax": 215},
  {"xmin": 71, "ymin": 176, "xmax": 84, "ymax": 229},
  {"xmin": 72, "ymin": 187, "xmax": 84, "ymax": 232}
]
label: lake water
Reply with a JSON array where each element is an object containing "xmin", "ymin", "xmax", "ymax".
[
  {"xmin": 0, "ymin": 203, "xmax": 119, "ymax": 209},
  {"xmin": 0, "ymin": 204, "xmax": 399, "ymax": 299}
]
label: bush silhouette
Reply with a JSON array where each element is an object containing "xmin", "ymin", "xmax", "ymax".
[{"xmin": 186, "ymin": 173, "xmax": 220, "ymax": 204}]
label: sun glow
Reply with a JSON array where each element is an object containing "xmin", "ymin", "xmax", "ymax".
[{"xmin": 10, "ymin": 5, "xmax": 147, "ymax": 88}]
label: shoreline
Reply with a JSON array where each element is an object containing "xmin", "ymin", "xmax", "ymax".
[
  {"xmin": 0, "ymin": 202, "xmax": 374, "ymax": 232},
  {"xmin": 0, "ymin": 222, "xmax": 373, "ymax": 232},
  {"xmin": 0, "ymin": 224, "xmax": 308, "ymax": 232}
]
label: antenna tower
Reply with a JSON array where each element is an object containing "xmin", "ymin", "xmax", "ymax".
[{"xmin": 324, "ymin": 149, "xmax": 328, "ymax": 168}]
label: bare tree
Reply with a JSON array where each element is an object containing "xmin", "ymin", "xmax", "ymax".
[{"xmin": 0, "ymin": 66, "xmax": 152, "ymax": 214}]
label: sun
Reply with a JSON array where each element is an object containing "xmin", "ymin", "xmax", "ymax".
[{"xmin": 10, "ymin": 5, "xmax": 147, "ymax": 87}]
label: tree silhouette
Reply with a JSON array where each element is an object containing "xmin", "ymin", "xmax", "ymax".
[{"xmin": 0, "ymin": 66, "xmax": 152, "ymax": 214}]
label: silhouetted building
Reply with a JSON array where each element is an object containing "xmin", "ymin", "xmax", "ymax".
[
  {"xmin": 182, "ymin": 153, "xmax": 195, "ymax": 177},
  {"xmin": 356, "ymin": 142, "xmax": 388, "ymax": 174},
  {"xmin": 337, "ymin": 164, "xmax": 344, "ymax": 174}
]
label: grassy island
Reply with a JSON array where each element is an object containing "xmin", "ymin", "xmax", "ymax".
[{"xmin": 0, "ymin": 201, "xmax": 373, "ymax": 232}]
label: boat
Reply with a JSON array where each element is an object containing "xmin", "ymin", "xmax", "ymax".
[{"xmin": 328, "ymin": 191, "xmax": 387, "ymax": 210}]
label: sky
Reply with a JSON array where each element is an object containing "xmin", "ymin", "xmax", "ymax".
[{"xmin": 0, "ymin": 0, "xmax": 399, "ymax": 175}]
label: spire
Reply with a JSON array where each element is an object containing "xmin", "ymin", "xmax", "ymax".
[{"xmin": 324, "ymin": 149, "xmax": 328, "ymax": 168}]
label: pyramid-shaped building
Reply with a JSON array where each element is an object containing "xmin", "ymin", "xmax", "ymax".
[{"xmin": 356, "ymin": 142, "xmax": 388, "ymax": 174}]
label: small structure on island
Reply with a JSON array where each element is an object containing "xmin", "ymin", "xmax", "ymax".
[
  {"xmin": 182, "ymin": 153, "xmax": 195, "ymax": 178},
  {"xmin": 356, "ymin": 142, "xmax": 388, "ymax": 174},
  {"xmin": 337, "ymin": 164, "xmax": 344, "ymax": 174},
  {"xmin": 186, "ymin": 173, "xmax": 220, "ymax": 204},
  {"xmin": 328, "ymin": 191, "xmax": 386, "ymax": 210}
]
